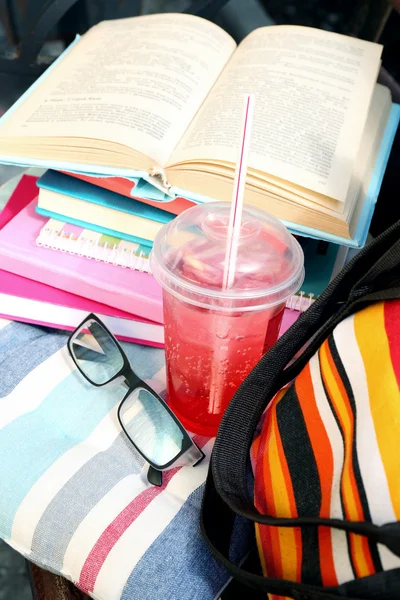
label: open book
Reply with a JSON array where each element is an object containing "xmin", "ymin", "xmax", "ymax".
[{"xmin": 0, "ymin": 13, "xmax": 395, "ymax": 240}]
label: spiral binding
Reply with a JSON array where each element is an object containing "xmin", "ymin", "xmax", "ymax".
[
  {"xmin": 286, "ymin": 290, "xmax": 315, "ymax": 312},
  {"xmin": 36, "ymin": 225, "xmax": 152, "ymax": 273},
  {"xmin": 36, "ymin": 226, "xmax": 315, "ymax": 306}
]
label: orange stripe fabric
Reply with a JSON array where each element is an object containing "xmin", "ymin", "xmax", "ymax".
[
  {"xmin": 295, "ymin": 363, "xmax": 337, "ymax": 586},
  {"xmin": 254, "ymin": 393, "xmax": 285, "ymax": 578},
  {"xmin": 253, "ymin": 300, "xmax": 400, "ymax": 592},
  {"xmin": 254, "ymin": 416, "xmax": 270, "ymax": 578},
  {"xmin": 261, "ymin": 407, "xmax": 284, "ymax": 579},
  {"xmin": 355, "ymin": 303, "xmax": 400, "ymax": 519},
  {"xmin": 320, "ymin": 340, "xmax": 375, "ymax": 578},
  {"xmin": 255, "ymin": 405, "xmax": 281, "ymax": 579},
  {"xmin": 272, "ymin": 410, "xmax": 301, "ymax": 582},
  {"xmin": 255, "ymin": 524, "xmax": 268, "ymax": 576},
  {"xmin": 254, "ymin": 390, "xmax": 301, "ymax": 582}
]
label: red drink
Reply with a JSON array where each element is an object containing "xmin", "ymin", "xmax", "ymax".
[
  {"xmin": 163, "ymin": 290, "xmax": 285, "ymax": 435},
  {"xmin": 151, "ymin": 203, "xmax": 304, "ymax": 436}
]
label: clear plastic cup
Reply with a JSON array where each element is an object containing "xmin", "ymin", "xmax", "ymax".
[{"xmin": 150, "ymin": 202, "xmax": 304, "ymax": 436}]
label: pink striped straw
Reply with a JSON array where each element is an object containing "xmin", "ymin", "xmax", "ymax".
[{"xmin": 222, "ymin": 94, "xmax": 255, "ymax": 290}]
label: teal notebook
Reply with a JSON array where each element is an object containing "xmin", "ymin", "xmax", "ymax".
[
  {"xmin": 35, "ymin": 206, "xmax": 154, "ymax": 248},
  {"xmin": 36, "ymin": 170, "xmax": 175, "ymax": 247},
  {"xmin": 37, "ymin": 170, "xmax": 174, "ymax": 224},
  {"xmin": 297, "ymin": 239, "xmax": 341, "ymax": 297},
  {"xmin": 0, "ymin": 34, "xmax": 398, "ymax": 248}
]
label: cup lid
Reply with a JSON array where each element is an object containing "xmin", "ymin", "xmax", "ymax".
[{"xmin": 150, "ymin": 202, "xmax": 304, "ymax": 312}]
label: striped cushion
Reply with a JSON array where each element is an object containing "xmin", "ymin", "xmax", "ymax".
[
  {"xmin": 0, "ymin": 318, "xmax": 248, "ymax": 600},
  {"xmin": 252, "ymin": 300, "xmax": 400, "ymax": 596}
]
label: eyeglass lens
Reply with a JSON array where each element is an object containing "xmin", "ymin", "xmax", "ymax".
[
  {"xmin": 119, "ymin": 388, "xmax": 185, "ymax": 468},
  {"xmin": 71, "ymin": 319, "xmax": 124, "ymax": 385}
]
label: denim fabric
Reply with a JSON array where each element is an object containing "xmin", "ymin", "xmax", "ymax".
[
  {"xmin": 121, "ymin": 486, "xmax": 253, "ymax": 600},
  {"xmin": 0, "ymin": 322, "xmax": 67, "ymax": 396}
]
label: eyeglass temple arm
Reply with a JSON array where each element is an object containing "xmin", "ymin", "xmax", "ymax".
[
  {"xmin": 193, "ymin": 445, "xmax": 206, "ymax": 466},
  {"xmin": 147, "ymin": 443, "xmax": 205, "ymax": 487},
  {"xmin": 147, "ymin": 465, "xmax": 163, "ymax": 487}
]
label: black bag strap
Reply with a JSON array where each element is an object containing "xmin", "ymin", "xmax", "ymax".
[{"xmin": 201, "ymin": 220, "xmax": 400, "ymax": 598}]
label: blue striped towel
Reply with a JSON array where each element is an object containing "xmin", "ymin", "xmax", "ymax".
[{"xmin": 0, "ymin": 318, "xmax": 249, "ymax": 599}]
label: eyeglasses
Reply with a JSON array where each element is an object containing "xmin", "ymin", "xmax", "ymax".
[{"xmin": 68, "ymin": 313, "xmax": 205, "ymax": 486}]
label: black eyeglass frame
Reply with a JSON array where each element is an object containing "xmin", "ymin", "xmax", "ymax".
[{"xmin": 67, "ymin": 313, "xmax": 205, "ymax": 485}]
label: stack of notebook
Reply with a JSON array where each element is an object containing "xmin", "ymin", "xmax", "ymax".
[
  {"xmin": 0, "ymin": 171, "xmax": 351, "ymax": 344},
  {"xmin": 0, "ymin": 175, "xmax": 166, "ymax": 345},
  {"xmin": 36, "ymin": 169, "xmax": 191, "ymax": 249},
  {"xmin": 0, "ymin": 14, "xmax": 399, "ymax": 344}
]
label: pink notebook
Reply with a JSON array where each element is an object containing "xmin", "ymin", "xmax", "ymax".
[
  {"xmin": 0, "ymin": 269, "xmax": 164, "ymax": 346},
  {"xmin": 0, "ymin": 196, "xmax": 163, "ymax": 324},
  {"xmin": 0, "ymin": 176, "xmax": 163, "ymax": 345}
]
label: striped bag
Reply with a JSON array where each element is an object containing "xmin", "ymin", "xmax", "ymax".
[{"xmin": 202, "ymin": 219, "xmax": 400, "ymax": 599}]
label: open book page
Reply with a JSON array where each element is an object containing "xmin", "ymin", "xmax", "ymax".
[
  {"xmin": 169, "ymin": 25, "xmax": 383, "ymax": 202},
  {"xmin": 346, "ymin": 85, "xmax": 391, "ymax": 228},
  {"xmin": 0, "ymin": 14, "xmax": 235, "ymax": 167}
]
